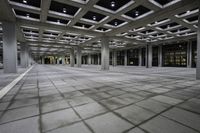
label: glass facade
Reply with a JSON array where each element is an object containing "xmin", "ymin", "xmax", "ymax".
[
  {"xmin": 117, "ymin": 51, "xmax": 124, "ymax": 65},
  {"xmin": 192, "ymin": 41, "xmax": 197, "ymax": 68},
  {"xmin": 127, "ymin": 49, "xmax": 139, "ymax": 66},
  {"xmin": 109, "ymin": 52, "xmax": 112, "ymax": 65},
  {"xmin": 163, "ymin": 43, "xmax": 187, "ymax": 67},
  {"xmin": 152, "ymin": 46, "xmax": 159, "ymax": 66},
  {"xmin": 141, "ymin": 48, "xmax": 146, "ymax": 66}
]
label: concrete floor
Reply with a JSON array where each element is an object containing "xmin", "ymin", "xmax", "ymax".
[
  {"xmin": 0, "ymin": 67, "xmax": 27, "ymax": 91},
  {"xmin": 0, "ymin": 65, "xmax": 200, "ymax": 133}
]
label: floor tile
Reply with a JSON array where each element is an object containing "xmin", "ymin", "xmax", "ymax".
[
  {"xmin": 74, "ymin": 102, "xmax": 108, "ymax": 119},
  {"xmin": 41, "ymin": 108, "xmax": 81, "ymax": 132},
  {"xmin": 86, "ymin": 112, "xmax": 133, "ymax": 133},
  {"xmin": 0, "ymin": 116, "xmax": 40, "ymax": 133},
  {"xmin": 115, "ymin": 104, "xmax": 155, "ymax": 125},
  {"xmin": 140, "ymin": 116, "xmax": 198, "ymax": 133},
  {"xmin": 47, "ymin": 122, "xmax": 92, "ymax": 133}
]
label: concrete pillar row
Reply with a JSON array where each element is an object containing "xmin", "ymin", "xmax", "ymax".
[
  {"xmin": 196, "ymin": 7, "xmax": 200, "ymax": 79},
  {"xmin": 2, "ymin": 21, "xmax": 17, "ymax": 73},
  {"xmin": 187, "ymin": 40, "xmax": 192, "ymax": 68},
  {"xmin": 158, "ymin": 44, "xmax": 162, "ymax": 67},
  {"xmin": 146, "ymin": 44, "xmax": 152, "ymax": 68},
  {"xmin": 112, "ymin": 50, "xmax": 117, "ymax": 66},
  {"xmin": 139, "ymin": 48, "xmax": 142, "ymax": 66},
  {"xmin": 76, "ymin": 47, "xmax": 82, "ymax": 67},
  {"xmin": 70, "ymin": 48, "xmax": 75, "ymax": 67},
  {"xmin": 101, "ymin": 36, "xmax": 109, "ymax": 70},
  {"xmin": 124, "ymin": 50, "xmax": 127, "ymax": 66}
]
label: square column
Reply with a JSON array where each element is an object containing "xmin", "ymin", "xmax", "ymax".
[
  {"xmin": 124, "ymin": 50, "xmax": 127, "ymax": 66},
  {"xmin": 112, "ymin": 50, "xmax": 117, "ymax": 66},
  {"xmin": 62, "ymin": 56, "xmax": 65, "ymax": 65},
  {"xmin": 70, "ymin": 48, "xmax": 75, "ymax": 67},
  {"xmin": 76, "ymin": 47, "xmax": 82, "ymax": 67},
  {"xmin": 146, "ymin": 44, "xmax": 152, "ymax": 68},
  {"xmin": 88, "ymin": 54, "xmax": 91, "ymax": 65},
  {"xmin": 187, "ymin": 41, "xmax": 192, "ymax": 68},
  {"xmin": 20, "ymin": 43, "xmax": 28, "ymax": 68},
  {"xmin": 97, "ymin": 53, "xmax": 100, "ymax": 65},
  {"xmin": 139, "ymin": 48, "xmax": 142, "ymax": 66},
  {"xmin": 2, "ymin": 21, "xmax": 17, "ymax": 73},
  {"xmin": 196, "ymin": 9, "xmax": 200, "ymax": 79},
  {"xmin": 158, "ymin": 44, "xmax": 162, "ymax": 67},
  {"xmin": 101, "ymin": 37, "xmax": 109, "ymax": 70},
  {"xmin": 41, "ymin": 56, "xmax": 45, "ymax": 64}
]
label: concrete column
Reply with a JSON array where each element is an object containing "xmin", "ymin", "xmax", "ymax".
[
  {"xmin": 139, "ymin": 48, "xmax": 142, "ymax": 66},
  {"xmin": 158, "ymin": 45, "xmax": 163, "ymax": 67},
  {"xmin": 76, "ymin": 47, "xmax": 82, "ymax": 67},
  {"xmin": 97, "ymin": 53, "xmax": 100, "ymax": 65},
  {"xmin": 124, "ymin": 50, "xmax": 127, "ymax": 66},
  {"xmin": 62, "ymin": 56, "xmax": 65, "ymax": 65},
  {"xmin": 88, "ymin": 54, "xmax": 91, "ymax": 65},
  {"xmin": 146, "ymin": 44, "xmax": 152, "ymax": 68},
  {"xmin": 101, "ymin": 37, "xmax": 109, "ymax": 70},
  {"xmin": 70, "ymin": 48, "xmax": 75, "ymax": 67},
  {"xmin": 57, "ymin": 57, "xmax": 59, "ymax": 64},
  {"xmin": 187, "ymin": 41, "xmax": 192, "ymax": 68},
  {"xmin": 20, "ymin": 44, "xmax": 27, "ymax": 68},
  {"xmin": 197, "ymin": 8, "xmax": 200, "ymax": 79},
  {"xmin": 41, "ymin": 56, "xmax": 45, "ymax": 64},
  {"xmin": 2, "ymin": 21, "xmax": 17, "ymax": 73},
  {"xmin": 27, "ymin": 48, "xmax": 31, "ymax": 66},
  {"xmin": 112, "ymin": 50, "xmax": 117, "ymax": 66}
]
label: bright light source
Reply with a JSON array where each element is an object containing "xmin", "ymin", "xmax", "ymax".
[
  {"xmin": 26, "ymin": 14, "xmax": 30, "ymax": 18},
  {"xmin": 63, "ymin": 8, "xmax": 66, "ymax": 13},
  {"xmin": 23, "ymin": 0, "xmax": 27, "ymax": 4},
  {"xmin": 135, "ymin": 11, "xmax": 139, "ymax": 16},
  {"xmin": 93, "ymin": 16, "xmax": 96, "ymax": 21},
  {"xmin": 114, "ymin": 22, "xmax": 118, "ymax": 26},
  {"xmin": 57, "ymin": 20, "xmax": 60, "ymax": 23},
  {"xmin": 111, "ymin": 1, "xmax": 115, "ymax": 7}
]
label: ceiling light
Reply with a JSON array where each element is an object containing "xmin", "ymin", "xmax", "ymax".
[
  {"xmin": 93, "ymin": 16, "xmax": 96, "ymax": 21},
  {"xmin": 26, "ymin": 14, "xmax": 30, "ymax": 18},
  {"xmin": 135, "ymin": 11, "xmax": 139, "ymax": 16},
  {"xmin": 187, "ymin": 10, "xmax": 190, "ymax": 13},
  {"xmin": 114, "ymin": 22, "xmax": 118, "ymax": 26},
  {"xmin": 57, "ymin": 20, "xmax": 60, "ymax": 23},
  {"xmin": 167, "ymin": 25, "xmax": 170, "ymax": 28},
  {"xmin": 111, "ymin": 1, "xmax": 115, "ymax": 7},
  {"xmin": 63, "ymin": 8, "xmax": 66, "ymax": 13},
  {"xmin": 23, "ymin": 0, "xmax": 27, "ymax": 4},
  {"xmin": 82, "ymin": 25, "xmax": 85, "ymax": 28}
]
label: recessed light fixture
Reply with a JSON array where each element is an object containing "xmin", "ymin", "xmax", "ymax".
[
  {"xmin": 111, "ymin": 1, "xmax": 115, "ymax": 7},
  {"xmin": 135, "ymin": 11, "xmax": 139, "ymax": 16},
  {"xmin": 114, "ymin": 22, "xmax": 118, "ymax": 26},
  {"xmin": 23, "ymin": 0, "xmax": 27, "ymax": 4},
  {"xmin": 63, "ymin": 8, "xmax": 66, "ymax": 13},
  {"xmin": 187, "ymin": 10, "xmax": 190, "ymax": 13},
  {"xmin": 26, "ymin": 14, "xmax": 30, "ymax": 18},
  {"xmin": 82, "ymin": 25, "xmax": 85, "ymax": 28},
  {"xmin": 57, "ymin": 20, "xmax": 60, "ymax": 23},
  {"xmin": 167, "ymin": 25, "xmax": 170, "ymax": 28},
  {"xmin": 93, "ymin": 16, "xmax": 96, "ymax": 21}
]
